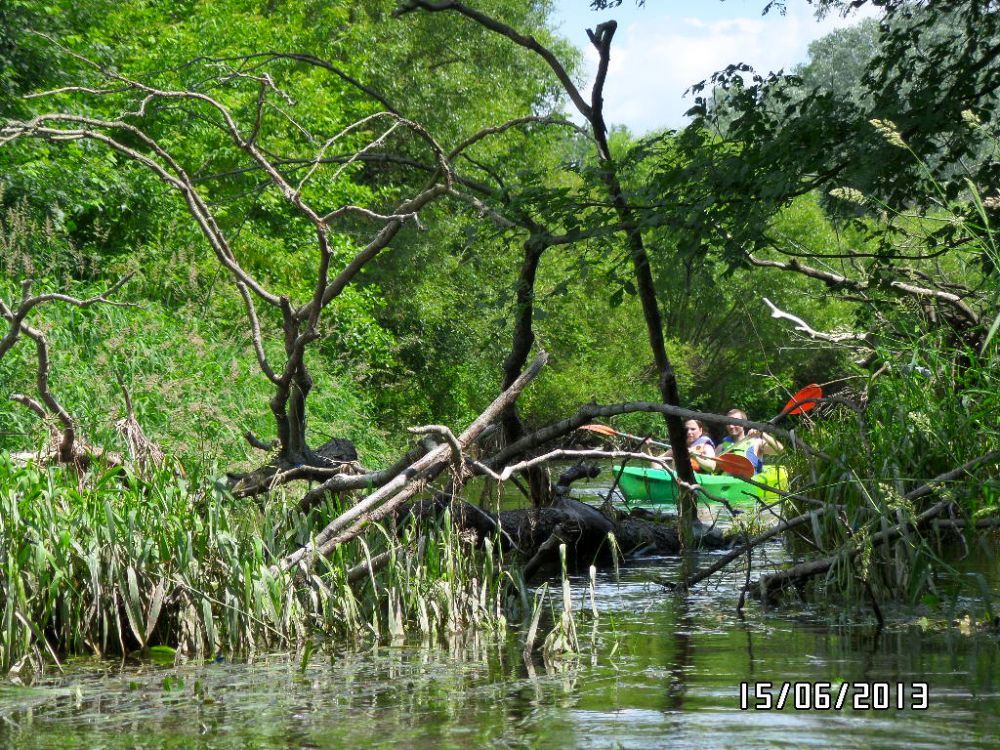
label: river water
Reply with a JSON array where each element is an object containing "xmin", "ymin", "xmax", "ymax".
[{"xmin": 2, "ymin": 500, "xmax": 998, "ymax": 748}]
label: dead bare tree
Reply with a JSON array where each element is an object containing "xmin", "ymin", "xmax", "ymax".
[
  {"xmin": 0, "ymin": 276, "xmax": 131, "ymax": 467},
  {"xmin": 3, "ymin": 42, "xmax": 586, "ymax": 494}
]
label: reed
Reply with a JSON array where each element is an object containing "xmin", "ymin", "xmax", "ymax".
[
  {"xmin": 0, "ymin": 457, "xmax": 554, "ymax": 674},
  {"xmin": 778, "ymin": 337, "xmax": 998, "ymax": 605}
]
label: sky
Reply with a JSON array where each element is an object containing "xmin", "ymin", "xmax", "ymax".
[{"xmin": 550, "ymin": 0, "xmax": 880, "ymax": 133}]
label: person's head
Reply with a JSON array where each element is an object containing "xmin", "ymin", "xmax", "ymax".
[
  {"xmin": 726, "ymin": 409, "xmax": 747, "ymax": 440},
  {"xmin": 684, "ymin": 419, "xmax": 706, "ymax": 444}
]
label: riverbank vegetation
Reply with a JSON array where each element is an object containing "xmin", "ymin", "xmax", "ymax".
[{"xmin": 1, "ymin": 0, "xmax": 997, "ymax": 670}]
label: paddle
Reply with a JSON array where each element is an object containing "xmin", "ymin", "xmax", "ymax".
[
  {"xmin": 772, "ymin": 384, "xmax": 822, "ymax": 423},
  {"xmin": 692, "ymin": 453, "xmax": 756, "ymax": 480},
  {"xmin": 579, "ymin": 423, "xmax": 670, "ymax": 450},
  {"xmin": 578, "ymin": 424, "xmax": 755, "ymax": 479}
]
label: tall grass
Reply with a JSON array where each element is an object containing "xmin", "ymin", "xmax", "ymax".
[
  {"xmin": 0, "ymin": 456, "xmax": 538, "ymax": 674},
  {"xmin": 771, "ymin": 122, "xmax": 1000, "ymax": 606},
  {"xmin": 781, "ymin": 328, "xmax": 998, "ymax": 604}
]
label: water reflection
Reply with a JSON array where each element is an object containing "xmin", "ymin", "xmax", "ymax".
[{"xmin": 1, "ymin": 506, "xmax": 997, "ymax": 750}]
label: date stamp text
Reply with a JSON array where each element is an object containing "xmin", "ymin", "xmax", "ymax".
[{"xmin": 739, "ymin": 681, "xmax": 929, "ymax": 711}]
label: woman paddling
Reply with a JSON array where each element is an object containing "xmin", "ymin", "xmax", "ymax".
[
  {"xmin": 685, "ymin": 419, "xmax": 716, "ymax": 457},
  {"xmin": 654, "ymin": 419, "xmax": 716, "ymax": 465}
]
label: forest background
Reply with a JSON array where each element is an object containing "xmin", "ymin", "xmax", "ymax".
[
  {"xmin": 6, "ymin": 0, "xmax": 987, "ymax": 465},
  {"xmin": 0, "ymin": 0, "xmax": 997, "ymax": 662}
]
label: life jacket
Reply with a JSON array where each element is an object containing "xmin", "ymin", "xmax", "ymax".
[
  {"xmin": 690, "ymin": 435, "xmax": 715, "ymax": 453},
  {"xmin": 719, "ymin": 437, "xmax": 763, "ymax": 474}
]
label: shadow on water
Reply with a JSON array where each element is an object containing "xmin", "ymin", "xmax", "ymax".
[{"xmin": 1, "ymin": 487, "xmax": 997, "ymax": 749}]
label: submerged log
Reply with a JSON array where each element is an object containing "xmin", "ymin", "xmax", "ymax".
[{"xmin": 401, "ymin": 463, "xmax": 730, "ymax": 578}]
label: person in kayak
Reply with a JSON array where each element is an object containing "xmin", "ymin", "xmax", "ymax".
[
  {"xmin": 650, "ymin": 419, "xmax": 716, "ymax": 467},
  {"xmin": 685, "ymin": 419, "xmax": 716, "ymax": 457},
  {"xmin": 718, "ymin": 409, "xmax": 782, "ymax": 473}
]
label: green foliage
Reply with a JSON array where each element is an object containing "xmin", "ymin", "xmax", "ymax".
[
  {"xmin": 0, "ymin": 0, "xmax": 995, "ymax": 630},
  {"xmin": 0, "ymin": 458, "xmax": 527, "ymax": 671},
  {"xmin": 795, "ymin": 17, "xmax": 880, "ymax": 98},
  {"xmin": 684, "ymin": 0, "xmax": 999, "ymax": 237}
]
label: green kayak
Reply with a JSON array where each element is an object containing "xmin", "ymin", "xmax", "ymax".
[{"xmin": 612, "ymin": 464, "xmax": 788, "ymax": 506}]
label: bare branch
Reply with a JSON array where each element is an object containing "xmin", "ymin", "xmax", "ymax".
[
  {"xmin": 749, "ymin": 254, "xmax": 981, "ymax": 327},
  {"xmin": 408, "ymin": 424, "xmax": 464, "ymax": 476},
  {"xmin": 258, "ymin": 51, "xmax": 401, "ymax": 114},
  {"xmin": 8, "ymin": 319, "xmax": 76, "ymax": 462},
  {"xmin": 753, "ymin": 450, "xmax": 1000, "ymax": 599},
  {"xmin": 1, "ymin": 115, "xmax": 280, "ymax": 306},
  {"xmin": 244, "ymin": 430, "xmax": 278, "ymax": 452},
  {"xmin": 500, "ymin": 449, "xmax": 670, "ymax": 478},
  {"xmin": 447, "ymin": 115, "xmax": 588, "ymax": 160},
  {"xmin": 679, "ymin": 507, "xmax": 829, "ymax": 591},
  {"xmin": 300, "ymin": 182, "xmax": 450, "ymax": 318},
  {"xmin": 0, "ymin": 274, "xmax": 135, "ymax": 360},
  {"xmin": 0, "ymin": 272, "xmax": 135, "ymax": 465},
  {"xmin": 295, "ymin": 112, "xmax": 401, "ymax": 196},
  {"xmin": 297, "ymin": 437, "xmax": 438, "ymax": 512},
  {"xmin": 586, "ymin": 21, "xmax": 616, "ymax": 137},
  {"xmin": 320, "ymin": 206, "xmax": 419, "ymax": 225},
  {"xmin": 446, "ymin": 187, "xmax": 520, "ymax": 230},
  {"xmin": 10, "ymin": 394, "xmax": 47, "ymax": 420},
  {"xmin": 763, "ymin": 297, "xmax": 875, "ymax": 346}
]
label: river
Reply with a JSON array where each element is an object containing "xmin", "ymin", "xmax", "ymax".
[{"xmin": 1, "ymin": 484, "xmax": 997, "ymax": 749}]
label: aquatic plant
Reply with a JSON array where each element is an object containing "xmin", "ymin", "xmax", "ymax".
[{"xmin": 0, "ymin": 457, "xmax": 539, "ymax": 674}]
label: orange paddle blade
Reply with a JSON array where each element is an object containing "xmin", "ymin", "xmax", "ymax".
[
  {"xmin": 579, "ymin": 423, "xmax": 618, "ymax": 437},
  {"xmin": 714, "ymin": 453, "xmax": 756, "ymax": 479},
  {"xmin": 690, "ymin": 453, "xmax": 755, "ymax": 479},
  {"xmin": 780, "ymin": 384, "xmax": 822, "ymax": 417}
]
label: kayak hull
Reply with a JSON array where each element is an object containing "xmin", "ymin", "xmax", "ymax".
[{"xmin": 612, "ymin": 464, "xmax": 788, "ymax": 506}]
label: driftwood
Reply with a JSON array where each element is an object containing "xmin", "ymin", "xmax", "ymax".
[{"xmin": 276, "ymin": 352, "xmax": 548, "ymax": 573}]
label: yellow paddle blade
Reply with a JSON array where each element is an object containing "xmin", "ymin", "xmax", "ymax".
[{"xmin": 579, "ymin": 423, "xmax": 618, "ymax": 437}]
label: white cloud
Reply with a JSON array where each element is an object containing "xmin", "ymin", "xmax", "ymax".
[{"xmin": 565, "ymin": 3, "xmax": 881, "ymax": 133}]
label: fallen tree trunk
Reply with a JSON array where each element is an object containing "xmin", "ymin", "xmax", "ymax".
[
  {"xmin": 482, "ymin": 400, "xmax": 832, "ymax": 472},
  {"xmin": 227, "ymin": 435, "xmax": 359, "ymax": 499},
  {"xmin": 276, "ymin": 351, "xmax": 548, "ymax": 573},
  {"xmin": 401, "ymin": 462, "xmax": 730, "ymax": 577},
  {"xmin": 403, "ymin": 494, "xmax": 730, "ymax": 576}
]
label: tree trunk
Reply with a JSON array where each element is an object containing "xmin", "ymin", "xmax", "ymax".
[
  {"xmin": 229, "ymin": 315, "xmax": 356, "ymax": 497},
  {"xmin": 499, "ymin": 236, "xmax": 553, "ymax": 506}
]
